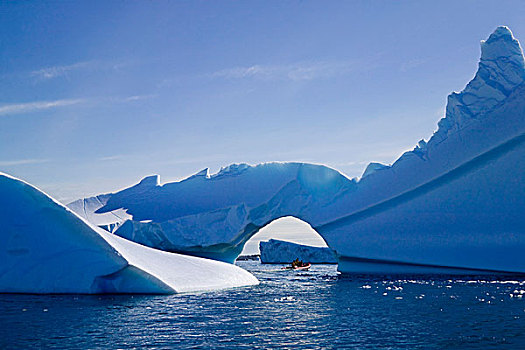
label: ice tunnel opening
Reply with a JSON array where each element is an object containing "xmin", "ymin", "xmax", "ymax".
[{"xmin": 239, "ymin": 216, "xmax": 330, "ymax": 257}]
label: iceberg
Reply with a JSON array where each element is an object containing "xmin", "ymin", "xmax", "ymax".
[
  {"xmin": 94, "ymin": 163, "xmax": 354, "ymax": 263},
  {"xmin": 68, "ymin": 194, "xmax": 131, "ymax": 232},
  {"xmin": 0, "ymin": 173, "xmax": 258, "ymax": 294},
  {"xmin": 259, "ymin": 239, "xmax": 337, "ymax": 264},
  {"xmin": 80, "ymin": 27, "xmax": 525, "ymax": 274}
]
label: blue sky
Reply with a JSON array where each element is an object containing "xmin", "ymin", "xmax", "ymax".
[{"xmin": 1, "ymin": 0, "xmax": 525, "ymax": 205}]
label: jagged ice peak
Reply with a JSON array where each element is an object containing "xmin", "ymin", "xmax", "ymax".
[
  {"xmin": 435, "ymin": 26, "xmax": 525, "ymax": 141},
  {"xmin": 481, "ymin": 26, "xmax": 524, "ymax": 64}
]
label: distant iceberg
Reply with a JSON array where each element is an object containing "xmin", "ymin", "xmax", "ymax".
[
  {"xmin": 260, "ymin": 239, "xmax": 337, "ymax": 264},
  {"xmin": 0, "ymin": 173, "xmax": 258, "ymax": 294},
  {"xmin": 88, "ymin": 27, "xmax": 525, "ymax": 274}
]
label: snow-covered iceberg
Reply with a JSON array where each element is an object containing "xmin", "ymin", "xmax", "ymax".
[
  {"xmin": 84, "ymin": 27, "xmax": 525, "ymax": 274},
  {"xmin": 0, "ymin": 173, "xmax": 258, "ymax": 294},
  {"xmin": 259, "ymin": 239, "xmax": 337, "ymax": 264}
]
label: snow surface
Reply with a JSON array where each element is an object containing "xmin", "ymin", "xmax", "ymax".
[
  {"xmin": 0, "ymin": 173, "xmax": 258, "ymax": 294},
  {"xmin": 259, "ymin": 239, "xmax": 337, "ymax": 264},
  {"xmin": 78, "ymin": 27, "xmax": 525, "ymax": 273}
]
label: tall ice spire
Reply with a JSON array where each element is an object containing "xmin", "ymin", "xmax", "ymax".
[{"xmin": 435, "ymin": 26, "xmax": 525, "ymax": 140}]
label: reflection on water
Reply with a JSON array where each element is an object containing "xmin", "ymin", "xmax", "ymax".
[{"xmin": 1, "ymin": 261, "xmax": 525, "ymax": 349}]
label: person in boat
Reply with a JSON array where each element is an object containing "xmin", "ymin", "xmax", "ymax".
[
  {"xmin": 291, "ymin": 258, "xmax": 304, "ymax": 268},
  {"xmin": 291, "ymin": 258, "xmax": 298, "ymax": 268}
]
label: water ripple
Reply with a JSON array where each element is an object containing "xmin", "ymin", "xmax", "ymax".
[{"xmin": 1, "ymin": 261, "xmax": 525, "ymax": 349}]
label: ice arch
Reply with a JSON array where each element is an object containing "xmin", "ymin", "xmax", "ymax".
[
  {"xmin": 81, "ymin": 27, "xmax": 525, "ymax": 274},
  {"xmin": 93, "ymin": 163, "xmax": 352, "ymax": 264},
  {"xmin": 242, "ymin": 216, "xmax": 328, "ymax": 256},
  {"xmin": 95, "ymin": 124, "xmax": 525, "ymax": 274}
]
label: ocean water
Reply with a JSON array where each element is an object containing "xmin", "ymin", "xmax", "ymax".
[{"xmin": 1, "ymin": 261, "xmax": 525, "ymax": 349}]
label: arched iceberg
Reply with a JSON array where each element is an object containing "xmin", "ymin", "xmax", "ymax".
[{"xmin": 79, "ymin": 27, "xmax": 525, "ymax": 274}]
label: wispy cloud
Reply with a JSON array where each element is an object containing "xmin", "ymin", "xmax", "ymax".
[
  {"xmin": 0, "ymin": 93, "xmax": 155, "ymax": 117},
  {"xmin": 0, "ymin": 158, "xmax": 49, "ymax": 166},
  {"xmin": 30, "ymin": 59, "xmax": 137, "ymax": 82},
  {"xmin": 30, "ymin": 61, "xmax": 96, "ymax": 81},
  {"xmin": 211, "ymin": 60, "xmax": 370, "ymax": 81},
  {"xmin": 98, "ymin": 155, "xmax": 127, "ymax": 161},
  {"xmin": 112, "ymin": 94, "xmax": 157, "ymax": 103},
  {"xmin": 0, "ymin": 98, "xmax": 85, "ymax": 116}
]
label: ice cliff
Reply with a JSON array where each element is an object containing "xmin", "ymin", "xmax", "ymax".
[
  {"xmin": 259, "ymin": 239, "xmax": 337, "ymax": 264},
  {"xmin": 0, "ymin": 173, "xmax": 258, "ymax": 294},
  {"xmin": 72, "ymin": 26, "xmax": 525, "ymax": 274}
]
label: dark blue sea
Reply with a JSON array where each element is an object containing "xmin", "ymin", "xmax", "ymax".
[{"xmin": 1, "ymin": 261, "xmax": 525, "ymax": 349}]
